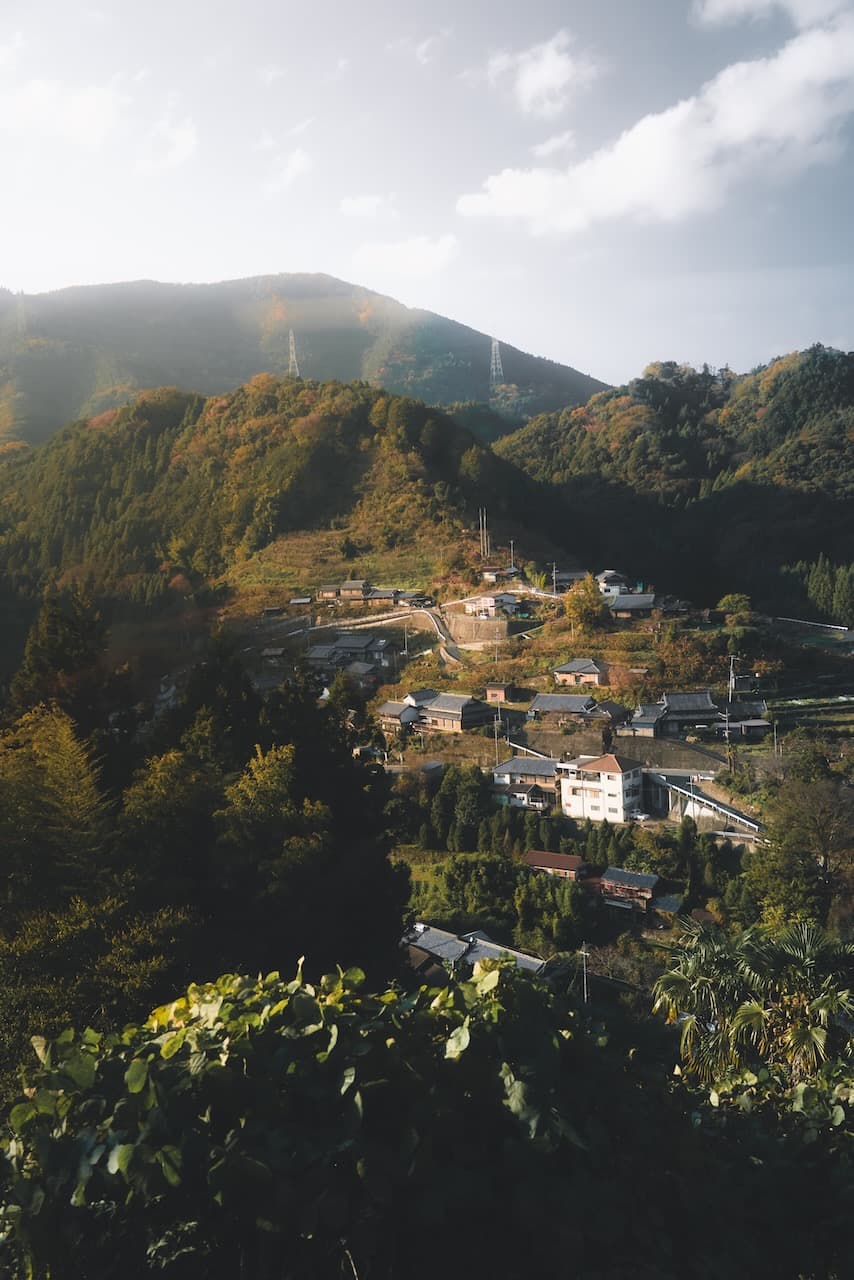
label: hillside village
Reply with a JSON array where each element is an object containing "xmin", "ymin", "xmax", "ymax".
[{"xmin": 176, "ymin": 552, "xmax": 854, "ymax": 969}]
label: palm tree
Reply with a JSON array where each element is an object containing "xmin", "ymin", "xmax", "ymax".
[{"xmin": 653, "ymin": 919, "xmax": 854, "ymax": 1085}]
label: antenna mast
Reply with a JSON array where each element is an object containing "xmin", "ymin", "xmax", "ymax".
[
  {"xmin": 489, "ymin": 337, "xmax": 504, "ymax": 389},
  {"xmin": 288, "ymin": 329, "xmax": 301, "ymax": 379}
]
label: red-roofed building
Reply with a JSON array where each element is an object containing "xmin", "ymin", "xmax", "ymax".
[{"xmin": 523, "ymin": 850, "xmax": 589, "ymax": 881}]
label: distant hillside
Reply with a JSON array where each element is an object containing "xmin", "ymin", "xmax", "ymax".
[
  {"xmin": 0, "ymin": 377, "xmax": 574, "ymax": 608},
  {"xmin": 0, "ymin": 275, "xmax": 607, "ymax": 446},
  {"xmin": 495, "ymin": 345, "xmax": 854, "ymax": 610}
]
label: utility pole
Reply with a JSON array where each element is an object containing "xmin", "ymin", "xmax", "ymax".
[
  {"xmin": 551, "ymin": 562, "xmax": 557, "ymax": 595},
  {"xmin": 581, "ymin": 941, "xmax": 589, "ymax": 1005},
  {"xmin": 478, "ymin": 507, "xmax": 491, "ymax": 559},
  {"xmin": 494, "ymin": 713, "xmax": 501, "ymax": 766},
  {"xmin": 509, "ymin": 538, "xmax": 515, "ymax": 570}
]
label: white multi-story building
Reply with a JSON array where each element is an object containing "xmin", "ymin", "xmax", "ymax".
[
  {"xmin": 556, "ymin": 753, "xmax": 644, "ymax": 824},
  {"xmin": 595, "ymin": 570, "xmax": 630, "ymax": 598}
]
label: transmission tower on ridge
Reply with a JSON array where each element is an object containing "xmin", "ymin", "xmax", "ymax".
[
  {"xmin": 288, "ymin": 329, "xmax": 301, "ymax": 379},
  {"xmin": 489, "ymin": 337, "xmax": 504, "ymax": 389}
]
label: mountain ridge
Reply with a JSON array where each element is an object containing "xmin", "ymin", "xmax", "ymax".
[{"xmin": 0, "ymin": 273, "xmax": 608, "ymax": 446}]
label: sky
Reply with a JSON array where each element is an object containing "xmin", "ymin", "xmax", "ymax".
[{"xmin": 1, "ymin": 0, "xmax": 853, "ymax": 383}]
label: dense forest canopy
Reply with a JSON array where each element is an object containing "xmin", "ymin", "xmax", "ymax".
[
  {"xmin": 495, "ymin": 345, "xmax": 854, "ymax": 610},
  {"xmin": 1, "ymin": 347, "xmax": 852, "ymax": 622},
  {"xmin": 0, "ymin": 377, "xmax": 578, "ymax": 632}
]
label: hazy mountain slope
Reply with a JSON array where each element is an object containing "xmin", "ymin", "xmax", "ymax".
[{"xmin": 0, "ymin": 275, "xmax": 608, "ymax": 446}]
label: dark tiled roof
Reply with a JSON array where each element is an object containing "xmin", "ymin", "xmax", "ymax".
[
  {"xmin": 663, "ymin": 691, "xmax": 716, "ymax": 712},
  {"xmin": 524, "ymin": 850, "xmax": 586, "ymax": 874},
  {"xmin": 530, "ymin": 693, "xmax": 596, "ymax": 713},
  {"xmin": 585, "ymin": 700, "xmax": 629, "ymax": 722},
  {"xmin": 423, "ymin": 693, "xmax": 484, "ymax": 714},
  {"xmin": 554, "ymin": 658, "xmax": 608, "ymax": 675},
  {"xmin": 602, "ymin": 866, "xmax": 660, "ymax": 890},
  {"xmin": 716, "ymin": 699, "xmax": 768, "ymax": 720},
  {"xmin": 405, "ymin": 688, "xmax": 439, "ymax": 706},
  {"xmin": 632, "ymin": 703, "xmax": 667, "ymax": 723},
  {"xmin": 335, "ymin": 633, "xmax": 374, "ymax": 652},
  {"xmin": 608, "ymin": 593, "xmax": 656, "ymax": 610}
]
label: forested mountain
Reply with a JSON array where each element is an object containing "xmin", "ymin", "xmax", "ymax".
[
  {"xmin": 0, "ymin": 275, "xmax": 607, "ymax": 447},
  {"xmin": 495, "ymin": 345, "xmax": 854, "ymax": 612},
  {"xmin": 2, "ymin": 346, "xmax": 854, "ymax": 619},
  {"xmin": 0, "ymin": 377, "xmax": 571, "ymax": 605}
]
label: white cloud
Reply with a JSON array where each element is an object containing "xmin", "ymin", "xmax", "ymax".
[
  {"xmin": 415, "ymin": 35, "xmax": 439, "ymax": 65},
  {"xmin": 138, "ymin": 115, "xmax": 198, "ymax": 173},
  {"xmin": 289, "ymin": 116, "xmax": 314, "ymax": 137},
  {"xmin": 340, "ymin": 193, "xmax": 398, "ymax": 218},
  {"xmin": 458, "ymin": 16, "xmax": 854, "ymax": 234},
  {"xmin": 258, "ymin": 64, "xmax": 285, "ymax": 86},
  {"xmin": 253, "ymin": 130, "xmax": 276, "ymax": 152},
  {"xmin": 695, "ymin": 0, "xmax": 850, "ymax": 26},
  {"xmin": 387, "ymin": 29, "xmax": 451, "ymax": 66},
  {"xmin": 264, "ymin": 147, "xmax": 311, "ymax": 193},
  {"xmin": 532, "ymin": 129, "xmax": 575, "ymax": 158},
  {"xmin": 0, "ymin": 78, "xmax": 126, "ymax": 148},
  {"xmin": 485, "ymin": 30, "xmax": 597, "ymax": 118},
  {"xmin": 0, "ymin": 30, "xmax": 24, "ymax": 67},
  {"xmin": 353, "ymin": 233, "xmax": 459, "ymax": 280}
]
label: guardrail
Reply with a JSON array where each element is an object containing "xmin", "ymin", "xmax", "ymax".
[{"xmin": 774, "ymin": 616, "xmax": 850, "ymax": 633}]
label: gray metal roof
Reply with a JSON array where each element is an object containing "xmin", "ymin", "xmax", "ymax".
[
  {"xmin": 405, "ymin": 925, "xmax": 469, "ymax": 964},
  {"xmin": 651, "ymin": 893, "xmax": 684, "ymax": 914},
  {"xmin": 306, "ymin": 644, "xmax": 339, "ymax": 660},
  {"xmin": 377, "ymin": 701, "xmax": 420, "ymax": 722},
  {"xmin": 494, "ymin": 756, "xmax": 559, "ymax": 778},
  {"xmin": 554, "ymin": 657, "xmax": 607, "ymax": 675},
  {"xmin": 459, "ymin": 933, "xmax": 544, "ymax": 973},
  {"xmin": 404, "ymin": 925, "xmax": 543, "ymax": 973},
  {"xmin": 529, "ymin": 693, "xmax": 596, "ymax": 713},
  {"xmin": 424, "ymin": 693, "xmax": 483, "ymax": 714}
]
